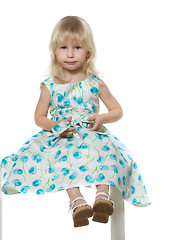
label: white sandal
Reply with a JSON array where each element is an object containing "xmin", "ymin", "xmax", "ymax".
[
  {"xmin": 92, "ymin": 192, "xmax": 115, "ymax": 223},
  {"xmin": 68, "ymin": 197, "xmax": 93, "ymax": 227}
]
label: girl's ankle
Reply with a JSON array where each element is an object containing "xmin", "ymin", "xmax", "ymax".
[
  {"xmin": 70, "ymin": 194, "xmax": 84, "ymax": 203},
  {"xmin": 96, "ymin": 184, "xmax": 109, "ymax": 196},
  {"xmin": 96, "ymin": 190, "xmax": 109, "ymax": 195}
]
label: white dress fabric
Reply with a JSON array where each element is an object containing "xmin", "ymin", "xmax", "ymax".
[{"xmin": 0, "ymin": 75, "xmax": 150, "ymax": 207}]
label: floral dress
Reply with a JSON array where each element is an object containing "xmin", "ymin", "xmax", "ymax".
[{"xmin": 0, "ymin": 75, "xmax": 150, "ymax": 207}]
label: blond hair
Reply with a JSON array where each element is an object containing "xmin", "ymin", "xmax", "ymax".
[{"xmin": 48, "ymin": 16, "xmax": 99, "ymax": 81}]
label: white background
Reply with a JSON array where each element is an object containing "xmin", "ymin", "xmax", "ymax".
[{"xmin": 0, "ymin": 0, "xmax": 175, "ymax": 239}]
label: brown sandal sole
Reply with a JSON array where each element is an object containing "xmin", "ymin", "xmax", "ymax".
[
  {"xmin": 73, "ymin": 206, "xmax": 93, "ymax": 227},
  {"xmin": 92, "ymin": 200, "xmax": 114, "ymax": 223},
  {"xmin": 92, "ymin": 213, "xmax": 109, "ymax": 223}
]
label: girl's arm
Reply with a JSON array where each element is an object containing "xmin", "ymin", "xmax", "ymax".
[
  {"xmin": 98, "ymin": 79, "xmax": 123, "ymax": 124},
  {"xmin": 34, "ymin": 84, "xmax": 59, "ymax": 131}
]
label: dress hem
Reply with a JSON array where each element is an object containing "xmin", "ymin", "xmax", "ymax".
[{"xmin": 1, "ymin": 183, "xmax": 151, "ymax": 208}]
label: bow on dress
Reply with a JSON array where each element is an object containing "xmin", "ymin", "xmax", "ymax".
[{"xmin": 52, "ymin": 117, "xmax": 110, "ymax": 137}]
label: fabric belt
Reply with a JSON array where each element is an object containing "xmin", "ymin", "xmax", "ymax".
[{"xmin": 52, "ymin": 117, "xmax": 110, "ymax": 137}]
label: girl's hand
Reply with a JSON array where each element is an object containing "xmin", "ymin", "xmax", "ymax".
[
  {"xmin": 87, "ymin": 114, "xmax": 104, "ymax": 131},
  {"xmin": 59, "ymin": 116, "xmax": 76, "ymax": 138}
]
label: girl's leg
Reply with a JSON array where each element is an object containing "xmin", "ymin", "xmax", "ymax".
[
  {"xmin": 95, "ymin": 184, "xmax": 109, "ymax": 195},
  {"xmin": 66, "ymin": 187, "xmax": 90, "ymax": 211},
  {"xmin": 95, "ymin": 184, "xmax": 113, "ymax": 204},
  {"xmin": 67, "ymin": 187, "xmax": 83, "ymax": 202}
]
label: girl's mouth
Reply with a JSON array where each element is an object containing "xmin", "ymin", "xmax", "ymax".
[{"xmin": 64, "ymin": 61, "xmax": 77, "ymax": 65}]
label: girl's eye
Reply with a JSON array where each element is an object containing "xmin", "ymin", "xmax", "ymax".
[
  {"xmin": 75, "ymin": 46, "xmax": 81, "ymax": 50},
  {"xmin": 60, "ymin": 46, "xmax": 67, "ymax": 49}
]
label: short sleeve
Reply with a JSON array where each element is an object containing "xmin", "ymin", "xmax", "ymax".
[{"xmin": 40, "ymin": 77, "xmax": 53, "ymax": 97}]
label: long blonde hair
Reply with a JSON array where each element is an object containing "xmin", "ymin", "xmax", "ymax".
[{"xmin": 48, "ymin": 16, "xmax": 99, "ymax": 81}]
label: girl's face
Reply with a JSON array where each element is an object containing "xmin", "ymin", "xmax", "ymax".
[{"xmin": 55, "ymin": 39, "xmax": 90, "ymax": 72}]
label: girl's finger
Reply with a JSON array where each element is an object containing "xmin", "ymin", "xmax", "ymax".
[
  {"xmin": 67, "ymin": 116, "xmax": 72, "ymax": 121},
  {"xmin": 67, "ymin": 127, "xmax": 75, "ymax": 132},
  {"xmin": 65, "ymin": 132, "xmax": 74, "ymax": 138},
  {"xmin": 60, "ymin": 129, "xmax": 74, "ymax": 137}
]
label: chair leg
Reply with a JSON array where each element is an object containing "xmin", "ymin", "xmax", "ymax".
[
  {"xmin": 110, "ymin": 186, "xmax": 125, "ymax": 240},
  {"xmin": 0, "ymin": 180, "xmax": 2, "ymax": 240}
]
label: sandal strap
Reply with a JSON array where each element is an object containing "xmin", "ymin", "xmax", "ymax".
[
  {"xmin": 95, "ymin": 192, "xmax": 110, "ymax": 200},
  {"xmin": 72, "ymin": 203, "xmax": 88, "ymax": 213},
  {"xmin": 69, "ymin": 196, "xmax": 85, "ymax": 207},
  {"xmin": 95, "ymin": 192, "xmax": 115, "ymax": 209},
  {"xmin": 68, "ymin": 197, "xmax": 86, "ymax": 214}
]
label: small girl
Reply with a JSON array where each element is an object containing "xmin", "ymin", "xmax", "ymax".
[{"xmin": 0, "ymin": 16, "xmax": 150, "ymax": 228}]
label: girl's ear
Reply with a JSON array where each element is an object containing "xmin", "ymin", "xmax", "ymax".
[{"xmin": 86, "ymin": 51, "xmax": 90, "ymax": 58}]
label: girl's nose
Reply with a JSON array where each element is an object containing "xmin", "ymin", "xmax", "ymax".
[{"xmin": 68, "ymin": 48, "xmax": 74, "ymax": 58}]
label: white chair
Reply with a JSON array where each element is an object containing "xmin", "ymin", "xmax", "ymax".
[
  {"xmin": 0, "ymin": 181, "xmax": 2, "ymax": 240},
  {"xmin": 0, "ymin": 181, "xmax": 125, "ymax": 240},
  {"xmin": 110, "ymin": 186, "xmax": 125, "ymax": 240}
]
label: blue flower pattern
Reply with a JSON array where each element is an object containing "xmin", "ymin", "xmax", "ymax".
[{"xmin": 0, "ymin": 75, "xmax": 150, "ymax": 207}]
